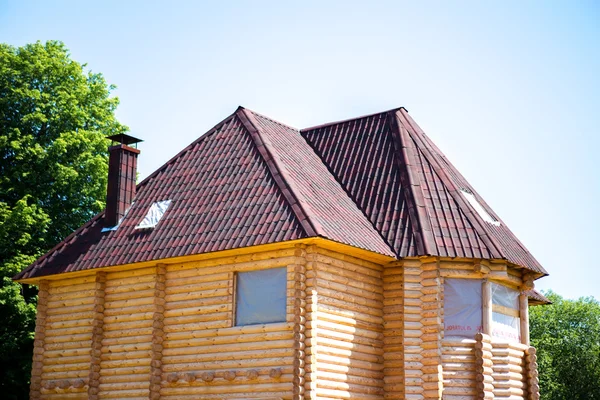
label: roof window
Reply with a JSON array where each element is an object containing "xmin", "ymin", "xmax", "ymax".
[
  {"xmin": 461, "ymin": 190, "xmax": 500, "ymax": 226},
  {"xmin": 135, "ymin": 200, "xmax": 172, "ymax": 229}
]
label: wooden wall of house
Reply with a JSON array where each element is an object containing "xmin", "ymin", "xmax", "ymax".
[
  {"xmin": 30, "ymin": 244, "xmax": 539, "ymax": 400},
  {"xmin": 307, "ymin": 248, "xmax": 385, "ymax": 399},
  {"xmin": 40, "ymin": 276, "xmax": 96, "ymax": 399}
]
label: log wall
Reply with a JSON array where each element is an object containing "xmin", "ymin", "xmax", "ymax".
[
  {"xmin": 490, "ymin": 341, "xmax": 528, "ymax": 400},
  {"xmin": 308, "ymin": 248, "xmax": 385, "ymax": 399},
  {"xmin": 30, "ymin": 246, "xmax": 541, "ymax": 400},
  {"xmin": 40, "ymin": 276, "xmax": 96, "ymax": 399},
  {"xmin": 383, "ymin": 261, "xmax": 404, "ymax": 399}
]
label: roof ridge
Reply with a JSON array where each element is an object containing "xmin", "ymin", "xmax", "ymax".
[
  {"xmin": 240, "ymin": 107, "xmax": 300, "ymax": 131},
  {"xmin": 301, "ymin": 106, "xmax": 406, "ymax": 133},
  {"xmin": 388, "ymin": 111, "xmax": 436, "ymax": 255},
  {"xmin": 236, "ymin": 108, "xmax": 320, "ymax": 237},
  {"xmin": 395, "ymin": 109, "xmax": 506, "ymax": 259}
]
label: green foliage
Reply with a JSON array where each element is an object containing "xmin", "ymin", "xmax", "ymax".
[
  {"xmin": 530, "ymin": 290, "xmax": 600, "ymax": 400},
  {"xmin": 0, "ymin": 41, "xmax": 126, "ymax": 398}
]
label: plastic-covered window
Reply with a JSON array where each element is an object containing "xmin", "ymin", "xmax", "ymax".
[
  {"xmin": 491, "ymin": 282, "xmax": 520, "ymax": 341},
  {"xmin": 135, "ymin": 200, "xmax": 172, "ymax": 229},
  {"xmin": 443, "ymin": 278, "xmax": 483, "ymax": 337},
  {"xmin": 235, "ymin": 267, "xmax": 287, "ymax": 326}
]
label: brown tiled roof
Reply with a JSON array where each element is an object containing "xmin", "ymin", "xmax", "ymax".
[
  {"xmin": 16, "ymin": 106, "xmax": 547, "ymax": 280},
  {"xmin": 302, "ymin": 108, "xmax": 547, "ymax": 275},
  {"xmin": 525, "ymin": 289, "xmax": 552, "ymax": 305}
]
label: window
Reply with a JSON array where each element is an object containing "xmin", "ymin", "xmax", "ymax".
[
  {"xmin": 235, "ymin": 267, "xmax": 287, "ymax": 326},
  {"xmin": 135, "ymin": 200, "xmax": 172, "ymax": 229},
  {"xmin": 443, "ymin": 278, "xmax": 483, "ymax": 337},
  {"xmin": 461, "ymin": 189, "xmax": 500, "ymax": 226},
  {"xmin": 491, "ymin": 282, "xmax": 520, "ymax": 341}
]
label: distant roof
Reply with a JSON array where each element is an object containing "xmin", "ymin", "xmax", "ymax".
[
  {"xmin": 526, "ymin": 289, "xmax": 552, "ymax": 305},
  {"xmin": 15, "ymin": 106, "xmax": 547, "ymax": 280}
]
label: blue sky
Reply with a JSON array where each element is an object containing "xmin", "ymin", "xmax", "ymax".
[{"xmin": 1, "ymin": 1, "xmax": 598, "ymax": 299}]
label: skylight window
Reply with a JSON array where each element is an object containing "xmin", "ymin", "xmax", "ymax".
[
  {"xmin": 461, "ymin": 190, "xmax": 500, "ymax": 226},
  {"xmin": 135, "ymin": 200, "xmax": 172, "ymax": 229}
]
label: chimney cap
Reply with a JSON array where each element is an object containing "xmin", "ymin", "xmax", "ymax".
[{"xmin": 106, "ymin": 133, "xmax": 143, "ymax": 147}]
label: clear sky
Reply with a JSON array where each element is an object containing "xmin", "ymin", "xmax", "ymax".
[{"xmin": 1, "ymin": 1, "xmax": 598, "ymax": 300}]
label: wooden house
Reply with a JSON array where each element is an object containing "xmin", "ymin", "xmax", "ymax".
[{"xmin": 15, "ymin": 106, "xmax": 549, "ymax": 400}]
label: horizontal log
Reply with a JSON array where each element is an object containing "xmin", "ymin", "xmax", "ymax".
[
  {"xmin": 163, "ymin": 339, "xmax": 294, "ymax": 357},
  {"xmin": 164, "ymin": 288, "xmax": 230, "ymax": 303},
  {"xmin": 159, "ymin": 381, "xmax": 292, "ymax": 395},
  {"xmin": 162, "ymin": 348, "xmax": 295, "ymax": 365},
  {"xmin": 312, "ymin": 249, "xmax": 383, "ymax": 273},
  {"xmin": 315, "ymin": 262, "xmax": 382, "ymax": 286}
]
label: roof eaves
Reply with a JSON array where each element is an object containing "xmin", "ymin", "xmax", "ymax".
[
  {"xmin": 13, "ymin": 211, "xmax": 105, "ymax": 281},
  {"xmin": 236, "ymin": 107, "xmax": 319, "ymax": 238}
]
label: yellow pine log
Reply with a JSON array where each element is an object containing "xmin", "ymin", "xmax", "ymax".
[
  {"xmin": 100, "ymin": 349, "xmax": 151, "ymax": 361},
  {"xmin": 103, "ymin": 327, "xmax": 153, "ymax": 339},
  {"xmin": 163, "ymin": 311, "xmax": 230, "ymax": 325},
  {"xmin": 314, "ymin": 344, "xmax": 383, "ymax": 365},
  {"xmin": 102, "ymin": 319, "xmax": 153, "ymax": 332},
  {"xmin": 318, "ymin": 286, "xmax": 382, "ymax": 310},
  {"xmin": 164, "ymin": 288, "xmax": 230, "ymax": 303},
  {"xmin": 103, "ymin": 306, "xmax": 154, "ymax": 319},
  {"xmin": 45, "ymin": 318, "xmax": 93, "ymax": 331},
  {"xmin": 442, "ymin": 386, "xmax": 477, "ymax": 395},
  {"xmin": 163, "ymin": 339, "xmax": 294, "ymax": 356},
  {"xmin": 163, "ymin": 303, "xmax": 230, "ymax": 318},
  {"xmin": 160, "ymin": 393, "xmax": 289, "ymax": 400},
  {"xmin": 159, "ymin": 381, "xmax": 292, "ymax": 396},
  {"xmin": 309, "ymin": 328, "xmax": 382, "ymax": 349},
  {"xmin": 49, "ymin": 276, "xmax": 95, "ymax": 288},
  {"xmin": 102, "ymin": 334, "xmax": 153, "ymax": 347},
  {"xmin": 316, "ymin": 370, "xmax": 383, "ymax": 387},
  {"xmin": 44, "ymin": 333, "xmax": 92, "ymax": 344},
  {"xmin": 38, "ymin": 392, "xmax": 88, "ymax": 399},
  {"xmin": 162, "ymin": 359, "xmax": 294, "ymax": 373},
  {"xmin": 313, "ymin": 278, "xmax": 383, "ymax": 302},
  {"xmin": 168, "ymin": 256, "xmax": 300, "ymax": 277},
  {"xmin": 309, "ymin": 310, "xmax": 383, "ymax": 332},
  {"xmin": 311, "ymin": 319, "xmax": 383, "ymax": 341},
  {"xmin": 317, "ymin": 380, "xmax": 384, "ymax": 396},
  {"xmin": 167, "ymin": 248, "xmax": 297, "ymax": 272},
  {"xmin": 315, "ymin": 262, "xmax": 382, "ymax": 286},
  {"xmin": 99, "ymin": 373, "xmax": 151, "ymax": 385},
  {"xmin": 164, "ymin": 280, "xmax": 229, "ymax": 296},
  {"xmin": 43, "ymin": 348, "xmax": 91, "ymax": 358},
  {"xmin": 317, "ymin": 294, "xmax": 383, "ymax": 318},
  {"xmin": 164, "ymin": 321, "xmax": 293, "ymax": 341},
  {"xmin": 98, "ymin": 366, "xmax": 150, "ymax": 376},
  {"xmin": 45, "ymin": 311, "xmax": 95, "ymax": 324},
  {"xmin": 98, "ymin": 359, "xmax": 150, "ymax": 369},
  {"xmin": 102, "ymin": 281, "xmax": 156, "ymax": 295},
  {"xmin": 45, "ymin": 304, "xmax": 94, "ymax": 316},
  {"xmin": 105, "ymin": 273, "xmax": 156, "ymax": 286},
  {"xmin": 44, "ymin": 340, "xmax": 91, "ymax": 353},
  {"xmin": 104, "ymin": 297, "xmax": 155, "ymax": 310},
  {"xmin": 312, "ymin": 249, "xmax": 383, "ymax": 273},
  {"xmin": 166, "ymin": 330, "xmax": 293, "ymax": 349},
  {"xmin": 161, "ymin": 348, "xmax": 294, "ymax": 365},
  {"xmin": 47, "ymin": 289, "xmax": 95, "ymax": 302},
  {"xmin": 308, "ymin": 336, "xmax": 383, "ymax": 355},
  {"xmin": 315, "ymin": 270, "xmax": 382, "ymax": 295},
  {"xmin": 41, "ymin": 363, "xmax": 91, "ymax": 374},
  {"xmin": 104, "ymin": 288, "xmax": 155, "ymax": 302},
  {"xmin": 101, "ymin": 342, "xmax": 152, "ymax": 354},
  {"xmin": 318, "ymin": 353, "xmax": 383, "ymax": 372}
]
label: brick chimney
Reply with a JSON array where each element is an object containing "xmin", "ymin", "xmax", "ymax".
[{"xmin": 105, "ymin": 134, "xmax": 142, "ymax": 227}]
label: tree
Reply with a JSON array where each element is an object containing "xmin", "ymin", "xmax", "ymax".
[
  {"xmin": 0, "ymin": 40, "xmax": 127, "ymax": 399},
  {"xmin": 530, "ymin": 290, "xmax": 600, "ymax": 400}
]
